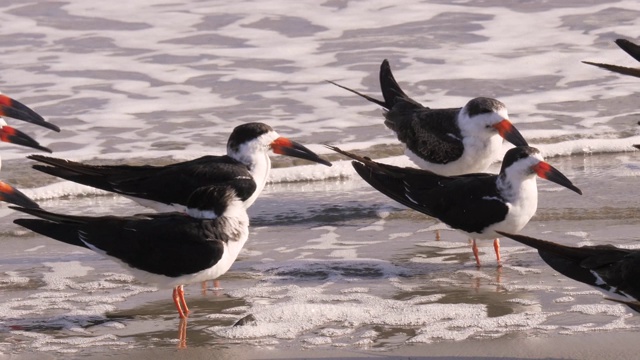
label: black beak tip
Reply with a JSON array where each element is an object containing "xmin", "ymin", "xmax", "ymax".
[{"xmin": 319, "ymin": 158, "xmax": 332, "ymax": 167}]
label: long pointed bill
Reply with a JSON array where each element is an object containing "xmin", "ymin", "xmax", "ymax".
[
  {"xmin": 493, "ymin": 119, "xmax": 529, "ymax": 147},
  {"xmin": 0, "ymin": 125, "xmax": 52, "ymax": 153},
  {"xmin": 532, "ymin": 161, "xmax": 582, "ymax": 195},
  {"xmin": 0, "ymin": 181, "xmax": 40, "ymax": 209},
  {"xmin": 0, "ymin": 95, "xmax": 60, "ymax": 132},
  {"xmin": 271, "ymin": 137, "xmax": 332, "ymax": 167}
]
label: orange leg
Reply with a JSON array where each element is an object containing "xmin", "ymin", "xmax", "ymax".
[
  {"xmin": 172, "ymin": 285, "xmax": 189, "ymax": 319},
  {"xmin": 435, "ymin": 229, "xmax": 441, "ymax": 241},
  {"xmin": 493, "ymin": 238, "xmax": 502, "ymax": 267},
  {"xmin": 471, "ymin": 239, "xmax": 481, "ymax": 267},
  {"xmin": 177, "ymin": 285, "xmax": 190, "ymax": 316}
]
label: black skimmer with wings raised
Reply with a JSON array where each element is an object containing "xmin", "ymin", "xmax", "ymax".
[
  {"xmin": 28, "ymin": 122, "xmax": 331, "ymax": 212},
  {"xmin": 498, "ymin": 231, "xmax": 640, "ymax": 313},
  {"xmin": 12, "ymin": 185, "xmax": 249, "ymax": 319},
  {"xmin": 327, "ymin": 145, "xmax": 582, "ymax": 266},
  {"xmin": 583, "ymin": 39, "xmax": 640, "ymax": 79},
  {"xmin": 329, "ymin": 60, "xmax": 528, "ymax": 176}
]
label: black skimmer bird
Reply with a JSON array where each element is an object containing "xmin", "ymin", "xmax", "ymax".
[
  {"xmin": 327, "ymin": 145, "xmax": 582, "ymax": 266},
  {"xmin": 497, "ymin": 231, "xmax": 640, "ymax": 313},
  {"xmin": 328, "ymin": 59, "xmax": 529, "ymax": 176},
  {"xmin": 28, "ymin": 122, "xmax": 331, "ymax": 212},
  {"xmin": 583, "ymin": 39, "xmax": 640, "ymax": 79},
  {"xmin": 12, "ymin": 185, "xmax": 250, "ymax": 319}
]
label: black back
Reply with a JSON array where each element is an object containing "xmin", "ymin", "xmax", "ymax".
[
  {"xmin": 13, "ymin": 207, "xmax": 231, "ymax": 278},
  {"xmin": 351, "ymin": 158, "xmax": 506, "ymax": 234},
  {"xmin": 29, "ymin": 154, "xmax": 257, "ymax": 208},
  {"xmin": 384, "ymin": 105, "xmax": 464, "ymax": 164}
]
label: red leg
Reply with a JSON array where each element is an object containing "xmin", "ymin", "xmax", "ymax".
[
  {"xmin": 177, "ymin": 285, "xmax": 190, "ymax": 316},
  {"xmin": 172, "ymin": 286, "xmax": 187, "ymax": 319},
  {"xmin": 493, "ymin": 238, "xmax": 502, "ymax": 267},
  {"xmin": 472, "ymin": 239, "xmax": 481, "ymax": 267}
]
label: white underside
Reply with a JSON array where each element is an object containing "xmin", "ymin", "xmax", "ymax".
[
  {"xmin": 405, "ymin": 134, "xmax": 503, "ymax": 176},
  {"xmin": 464, "ymin": 175, "xmax": 539, "ymax": 240}
]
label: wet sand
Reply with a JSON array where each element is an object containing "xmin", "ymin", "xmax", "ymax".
[{"xmin": 1, "ymin": 152, "xmax": 640, "ymax": 358}]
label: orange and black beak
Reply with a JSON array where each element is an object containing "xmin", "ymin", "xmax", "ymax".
[
  {"xmin": 493, "ymin": 119, "xmax": 528, "ymax": 147},
  {"xmin": 271, "ymin": 137, "xmax": 332, "ymax": 166},
  {"xmin": 0, "ymin": 94, "xmax": 60, "ymax": 132},
  {"xmin": 0, "ymin": 125, "xmax": 52, "ymax": 153},
  {"xmin": 532, "ymin": 161, "xmax": 582, "ymax": 195},
  {"xmin": 0, "ymin": 181, "xmax": 39, "ymax": 209}
]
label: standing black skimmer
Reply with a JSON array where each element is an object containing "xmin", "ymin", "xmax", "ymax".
[
  {"xmin": 328, "ymin": 59, "xmax": 529, "ymax": 176},
  {"xmin": 28, "ymin": 122, "xmax": 331, "ymax": 212},
  {"xmin": 497, "ymin": 231, "xmax": 640, "ymax": 313},
  {"xmin": 11, "ymin": 185, "xmax": 250, "ymax": 319},
  {"xmin": 583, "ymin": 39, "xmax": 640, "ymax": 79},
  {"xmin": 327, "ymin": 145, "xmax": 582, "ymax": 266}
]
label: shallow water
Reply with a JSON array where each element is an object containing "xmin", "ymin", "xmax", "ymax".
[
  {"xmin": 0, "ymin": 0, "xmax": 639, "ymax": 166},
  {"xmin": 2, "ymin": 153, "xmax": 640, "ymax": 357},
  {"xmin": 0, "ymin": 0, "xmax": 640, "ymax": 358}
]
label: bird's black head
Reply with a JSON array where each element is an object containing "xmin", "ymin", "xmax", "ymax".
[
  {"xmin": 227, "ymin": 122, "xmax": 274, "ymax": 153},
  {"xmin": 465, "ymin": 97, "xmax": 506, "ymax": 117},
  {"xmin": 499, "ymin": 146, "xmax": 541, "ymax": 173}
]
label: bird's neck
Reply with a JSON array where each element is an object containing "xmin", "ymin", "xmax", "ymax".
[
  {"xmin": 244, "ymin": 151, "xmax": 271, "ymax": 208},
  {"xmin": 497, "ymin": 172, "xmax": 538, "ymax": 205}
]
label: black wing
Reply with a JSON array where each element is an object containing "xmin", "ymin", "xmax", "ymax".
[
  {"xmin": 13, "ymin": 206, "xmax": 226, "ymax": 278},
  {"xmin": 616, "ymin": 39, "xmax": 640, "ymax": 63},
  {"xmin": 29, "ymin": 155, "xmax": 257, "ymax": 207},
  {"xmin": 331, "ymin": 145, "xmax": 504, "ymax": 233},
  {"xmin": 582, "ymin": 39, "xmax": 640, "ymax": 79},
  {"xmin": 384, "ymin": 105, "xmax": 464, "ymax": 165},
  {"xmin": 498, "ymin": 232, "xmax": 640, "ymax": 309}
]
